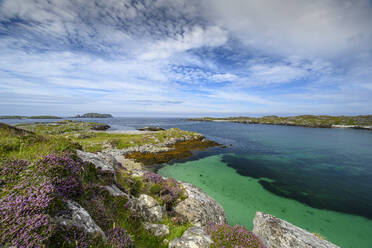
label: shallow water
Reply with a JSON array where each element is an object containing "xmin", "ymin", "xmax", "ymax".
[
  {"xmin": 159, "ymin": 155, "xmax": 372, "ymax": 248},
  {"xmin": 3, "ymin": 117, "xmax": 372, "ymax": 247}
]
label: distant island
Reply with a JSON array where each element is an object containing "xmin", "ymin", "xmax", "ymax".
[
  {"xmin": 73, "ymin": 113, "xmax": 113, "ymax": 118},
  {"xmin": 0, "ymin": 115, "xmax": 62, "ymax": 120},
  {"xmin": 189, "ymin": 115, "xmax": 372, "ymax": 130}
]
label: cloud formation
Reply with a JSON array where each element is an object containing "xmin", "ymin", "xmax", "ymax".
[{"xmin": 0, "ymin": 0, "xmax": 371, "ymax": 116}]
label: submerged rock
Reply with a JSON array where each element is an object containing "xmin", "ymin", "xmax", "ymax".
[
  {"xmin": 253, "ymin": 212, "xmax": 339, "ymax": 248},
  {"xmin": 54, "ymin": 200, "xmax": 106, "ymax": 241},
  {"xmin": 129, "ymin": 194, "xmax": 163, "ymax": 222},
  {"xmin": 174, "ymin": 183, "xmax": 227, "ymax": 227},
  {"xmin": 168, "ymin": 227, "xmax": 213, "ymax": 248},
  {"xmin": 143, "ymin": 222, "xmax": 170, "ymax": 237}
]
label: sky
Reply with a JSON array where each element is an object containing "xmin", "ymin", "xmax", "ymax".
[{"xmin": 0, "ymin": 0, "xmax": 372, "ymax": 117}]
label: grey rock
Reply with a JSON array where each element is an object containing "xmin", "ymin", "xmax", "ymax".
[
  {"xmin": 174, "ymin": 183, "xmax": 227, "ymax": 227},
  {"xmin": 143, "ymin": 222, "xmax": 170, "ymax": 237},
  {"xmin": 168, "ymin": 227, "xmax": 213, "ymax": 248},
  {"xmin": 101, "ymin": 184, "xmax": 127, "ymax": 197},
  {"xmin": 129, "ymin": 194, "xmax": 163, "ymax": 222},
  {"xmin": 91, "ymin": 124, "xmax": 111, "ymax": 130},
  {"xmin": 77, "ymin": 150, "xmax": 119, "ymax": 172},
  {"xmin": 55, "ymin": 200, "xmax": 106, "ymax": 240},
  {"xmin": 253, "ymin": 212, "xmax": 340, "ymax": 248}
]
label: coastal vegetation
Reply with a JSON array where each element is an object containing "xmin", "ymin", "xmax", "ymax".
[
  {"xmin": 190, "ymin": 115, "xmax": 372, "ymax": 129},
  {"xmin": 0, "ymin": 120, "xmax": 268, "ymax": 248},
  {"xmin": 74, "ymin": 113, "xmax": 113, "ymax": 118}
]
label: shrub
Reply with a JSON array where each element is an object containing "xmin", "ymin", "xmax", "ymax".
[
  {"xmin": 0, "ymin": 176, "xmax": 56, "ymax": 247},
  {"xmin": 107, "ymin": 227, "xmax": 134, "ymax": 248},
  {"xmin": 35, "ymin": 154, "xmax": 86, "ymax": 198},
  {"xmin": 0, "ymin": 159, "xmax": 29, "ymax": 185},
  {"xmin": 205, "ymin": 223, "xmax": 266, "ymax": 248},
  {"xmin": 143, "ymin": 172, "xmax": 164, "ymax": 184},
  {"xmin": 143, "ymin": 172, "xmax": 185, "ymax": 209},
  {"xmin": 0, "ymin": 154, "xmax": 89, "ymax": 247},
  {"xmin": 149, "ymin": 183, "xmax": 163, "ymax": 194}
]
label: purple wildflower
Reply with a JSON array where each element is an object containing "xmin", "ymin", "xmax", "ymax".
[
  {"xmin": 205, "ymin": 223, "xmax": 267, "ymax": 248},
  {"xmin": 107, "ymin": 227, "xmax": 134, "ymax": 248}
]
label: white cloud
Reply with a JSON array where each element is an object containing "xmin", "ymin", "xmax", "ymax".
[
  {"xmin": 211, "ymin": 73, "xmax": 238, "ymax": 82},
  {"xmin": 203, "ymin": 0, "xmax": 372, "ymax": 59},
  {"xmin": 140, "ymin": 26, "xmax": 228, "ymax": 60}
]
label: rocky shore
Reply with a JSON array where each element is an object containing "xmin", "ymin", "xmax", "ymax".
[
  {"xmin": 0, "ymin": 121, "xmax": 340, "ymax": 247},
  {"xmin": 75, "ymin": 140, "xmax": 340, "ymax": 248}
]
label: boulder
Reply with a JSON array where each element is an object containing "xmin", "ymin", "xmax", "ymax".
[
  {"xmin": 130, "ymin": 194, "xmax": 163, "ymax": 222},
  {"xmin": 143, "ymin": 222, "xmax": 170, "ymax": 237},
  {"xmin": 174, "ymin": 183, "xmax": 227, "ymax": 227},
  {"xmin": 77, "ymin": 150, "xmax": 119, "ymax": 172},
  {"xmin": 253, "ymin": 212, "xmax": 340, "ymax": 248},
  {"xmin": 55, "ymin": 200, "xmax": 106, "ymax": 241},
  {"xmin": 91, "ymin": 124, "xmax": 111, "ymax": 130},
  {"xmin": 168, "ymin": 227, "xmax": 213, "ymax": 248}
]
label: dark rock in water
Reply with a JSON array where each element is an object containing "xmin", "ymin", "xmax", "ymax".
[
  {"xmin": 137, "ymin": 126, "xmax": 165, "ymax": 131},
  {"xmin": 91, "ymin": 124, "xmax": 110, "ymax": 130}
]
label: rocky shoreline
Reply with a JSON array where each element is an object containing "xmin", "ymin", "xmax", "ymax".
[
  {"xmin": 75, "ymin": 132, "xmax": 340, "ymax": 248},
  {"xmin": 189, "ymin": 115, "xmax": 372, "ymax": 131},
  {"xmin": 0, "ymin": 121, "xmax": 340, "ymax": 247}
]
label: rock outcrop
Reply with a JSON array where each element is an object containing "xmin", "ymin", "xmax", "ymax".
[
  {"xmin": 143, "ymin": 223, "xmax": 170, "ymax": 237},
  {"xmin": 129, "ymin": 194, "xmax": 163, "ymax": 222},
  {"xmin": 168, "ymin": 227, "xmax": 213, "ymax": 248},
  {"xmin": 174, "ymin": 183, "xmax": 227, "ymax": 227},
  {"xmin": 253, "ymin": 212, "xmax": 339, "ymax": 248},
  {"xmin": 77, "ymin": 150, "xmax": 119, "ymax": 172},
  {"xmin": 54, "ymin": 200, "xmax": 106, "ymax": 240}
]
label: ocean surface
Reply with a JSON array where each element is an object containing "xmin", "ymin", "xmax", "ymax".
[{"xmin": 3, "ymin": 117, "xmax": 372, "ymax": 248}]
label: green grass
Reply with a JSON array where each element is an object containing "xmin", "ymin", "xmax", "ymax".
[
  {"xmin": 15, "ymin": 121, "xmax": 199, "ymax": 153},
  {"xmin": 0, "ymin": 122, "xmax": 80, "ymax": 161},
  {"xmin": 160, "ymin": 217, "xmax": 192, "ymax": 242}
]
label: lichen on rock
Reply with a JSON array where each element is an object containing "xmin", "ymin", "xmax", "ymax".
[
  {"xmin": 174, "ymin": 183, "xmax": 227, "ymax": 227},
  {"xmin": 253, "ymin": 212, "xmax": 340, "ymax": 248},
  {"xmin": 168, "ymin": 227, "xmax": 213, "ymax": 248}
]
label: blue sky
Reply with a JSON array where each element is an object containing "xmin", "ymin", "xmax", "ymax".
[{"xmin": 0, "ymin": 0, "xmax": 372, "ymax": 117}]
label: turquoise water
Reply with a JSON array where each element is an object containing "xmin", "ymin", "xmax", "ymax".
[
  {"xmin": 159, "ymin": 155, "xmax": 372, "ymax": 248},
  {"xmin": 156, "ymin": 121, "xmax": 372, "ymax": 248}
]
